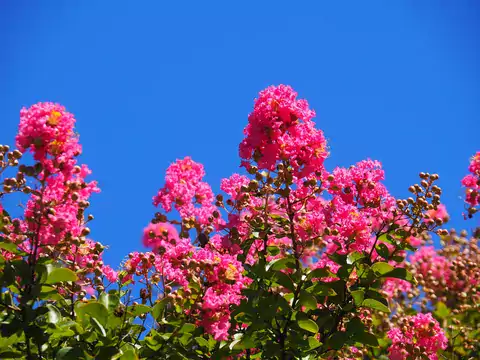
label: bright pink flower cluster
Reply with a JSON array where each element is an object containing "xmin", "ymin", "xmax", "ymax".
[
  {"xmin": 194, "ymin": 249, "xmax": 246, "ymax": 340},
  {"xmin": 102, "ymin": 265, "xmax": 118, "ymax": 283},
  {"xmin": 322, "ymin": 160, "xmax": 396, "ymax": 254},
  {"xmin": 239, "ymin": 85, "xmax": 327, "ymax": 177},
  {"xmin": 138, "ymin": 221, "xmax": 249, "ymax": 340},
  {"xmin": 382, "ymin": 278, "xmax": 412, "ymax": 299},
  {"xmin": 220, "ymin": 173, "xmax": 250, "ymax": 201},
  {"xmin": 16, "ymin": 103, "xmax": 81, "ymax": 174},
  {"xmin": 387, "ymin": 313, "xmax": 447, "ymax": 360},
  {"xmin": 461, "ymin": 151, "xmax": 480, "ymax": 212},
  {"xmin": 153, "ymin": 157, "xmax": 218, "ymax": 225},
  {"xmin": 23, "ymin": 166, "xmax": 99, "ymax": 246}
]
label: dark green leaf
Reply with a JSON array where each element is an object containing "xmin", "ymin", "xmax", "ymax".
[
  {"xmin": 376, "ymin": 243, "xmax": 390, "ymax": 259},
  {"xmin": 0, "ymin": 352, "xmax": 24, "ymax": 359},
  {"xmin": 306, "ymin": 267, "xmax": 330, "ymax": 280},
  {"xmin": 354, "ymin": 331, "xmax": 379, "ymax": 347},
  {"xmin": 327, "ymin": 331, "xmax": 349, "ymax": 350},
  {"xmin": 361, "ymin": 299, "xmax": 390, "ymax": 313},
  {"xmin": 328, "ymin": 253, "xmax": 347, "ymax": 265},
  {"xmin": 55, "ymin": 347, "xmax": 84, "ymax": 360},
  {"xmin": 382, "ymin": 268, "xmax": 415, "ymax": 283},
  {"xmin": 298, "ymin": 291, "xmax": 317, "ymax": 311},
  {"xmin": 346, "ymin": 317, "xmax": 365, "ymax": 335},
  {"xmin": 267, "ymin": 246, "xmax": 280, "ymax": 256},
  {"xmin": 272, "ymin": 271, "xmax": 295, "ymax": 291},
  {"xmin": 266, "ymin": 256, "xmax": 296, "ymax": 271}
]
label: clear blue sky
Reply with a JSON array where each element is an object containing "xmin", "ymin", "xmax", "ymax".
[{"xmin": 1, "ymin": 1, "xmax": 479, "ymax": 268}]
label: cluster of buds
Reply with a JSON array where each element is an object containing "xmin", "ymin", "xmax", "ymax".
[
  {"xmin": 396, "ymin": 172, "xmax": 446, "ymax": 237},
  {"xmin": 0, "ymin": 145, "xmax": 22, "ymax": 170}
]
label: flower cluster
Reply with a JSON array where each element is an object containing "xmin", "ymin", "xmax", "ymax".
[
  {"xmin": 239, "ymin": 85, "xmax": 327, "ymax": 177},
  {"xmin": 16, "ymin": 102, "xmax": 81, "ymax": 174},
  {"xmin": 462, "ymin": 151, "xmax": 480, "ymax": 218},
  {"xmin": 153, "ymin": 157, "xmax": 218, "ymax": 226},
  {"xmin": 387, "ymin": 313, "xmax": 447, "ymax": 360}
]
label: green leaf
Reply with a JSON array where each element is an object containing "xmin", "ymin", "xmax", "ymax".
[
  {"xmin": 354, "ymin": 331, "xmax": 379, "ymax": 347},
  {"xmin": 309, "ymin": 283, "xmax": 337, "ymax": 297},
  {"xmin": 298, "ymin": 291, "xmax": 317, "ymax": 311},
  {"xmin": 0, "ymin": 351, "xmax": 24, "ymax": 359},
  {"xmin": 91, "ymin": 317, "xmax": 107, "ymax": 337},
  {"xmin": 120, "ymin": 349, "xmax": 138, "ymax": 360},
  {"xmin": 306, "ymin": 267, "xmax": 330, "ymax": 280},
  {"xmin": 46, "ymin": 304, "xmax": 61, "ymax": 324},
  {"xmin": 382, "ymin": 268, "xmax": 415, "ymax": 283},
  {"xmin": 195, "ymin": 336, "xmax": 210, "ymax": 348},
  {"xmin": 347, "ymin": 251, "xmax": 366, "ymax": 265},
  {"xmin": 328, "ymin": 253, "xmax": 347, "ymax": 265},
  {"xmin": 297, "ymin": 317, "xmax": 319, "ymax": 333},
  {"xmin": 361, "ymin": 299, "xmax": 390, "ymax": 313},
  {"xmin": 55, "ymin": 347, "xmax": 84, "ymax": 360},
  {"xmin": 267, "ymin": 246, "xmax": 280, "ymax": 256},
  {"xmin": 46, "ymin": 268, "xmax": 78, "ymax": 284},
  {"xmin": 371, "ymin": 262, "xmax": 394, "ymax": 276},
  {"xmin": 99, "ymin": 292, "xmax": 120, "ymax": 312},
  {"xmin": 376, "ymin": 243, "xmax": 390, "ymax": 259},
  {"xmin": 0, "ymin": 242, "xmax": 18, "ymax": 253},
  {"xmin": 152, "ymin": 297, "xmax": 170, "ymax": 320},
  {"xmin": 378, "ymin": 233, "xmax": 395, "ymax": 245},
  {"xmin": 350, "ymin": 290, "xmax": 365, "ymax": 305},
  {"xmin": 434, "ymin": 301, "xmax": 450, "ymax": 319},
  {"xmin": 266, "ymin": 256, "xmax": 296, "ymax": 271},
  {"xmin": 308, "ymin": 336, "xmax": 322, "ymax": 350},
  {"xmin": 180, "ymin": 323, "xmax": 196, "ymax": 333},
  {"xmin": 346, "ymin": 317, "xmax": 365, "ymax": 335},
  {"xmin": 76, "ymin": 302, "xmax": 108, "ymax": 327},
  {"xmin": 327, "ymin": 331, "xmax": 349, "ymax": 350},
  {"xmin": 272, "ymin": 271, "xmax": 295, "ymax": 291},
  {"xmin": 130, "ymin": 304, "xmax": 151, "ymax": 317}
]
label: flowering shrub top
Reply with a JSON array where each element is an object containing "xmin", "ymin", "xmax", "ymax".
[{"xmin": 0, "ymin": 86, "xmax": 478, "ymax": 360}]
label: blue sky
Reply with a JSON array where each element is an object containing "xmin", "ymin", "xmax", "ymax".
[{"xmin": 1, "ymin": 1, "xmax": 479, "ymax": 268}]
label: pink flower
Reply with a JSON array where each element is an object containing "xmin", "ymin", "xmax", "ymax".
[
  {"xmin": 220, "ymin": 174, "xmax": 250, "ymax": 200},
  {"xmin": 142, "ymin": 222, "xmax": 180, "ymax": 251},
  {"xmin": 461, "ymin": 151, "xmax": 480, "ymax": 214},
  {"xmin": 425, "ymin": 204, "xmax": 449, "ymax": 224},
  {"xmin": 16, "ymin": 103, "xmax": 81, "ymax": 174},
  {"xmin": 102, "ymin": 265, "xmax": 118, "ymax": 283},
  {"xmin": 239, "ymin": 85, "xmax": 327, "ymax": 177},
  {"xmin": 382, "ymin": 278, "xmax": 412, "ymax": 299},
  {"xmin": 387, "ymin": 313, "xmax": 447, "ymax": 360},
  {"xmin": 153, "ymin": 157, "xmax": 218, "ymax": 226}
]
